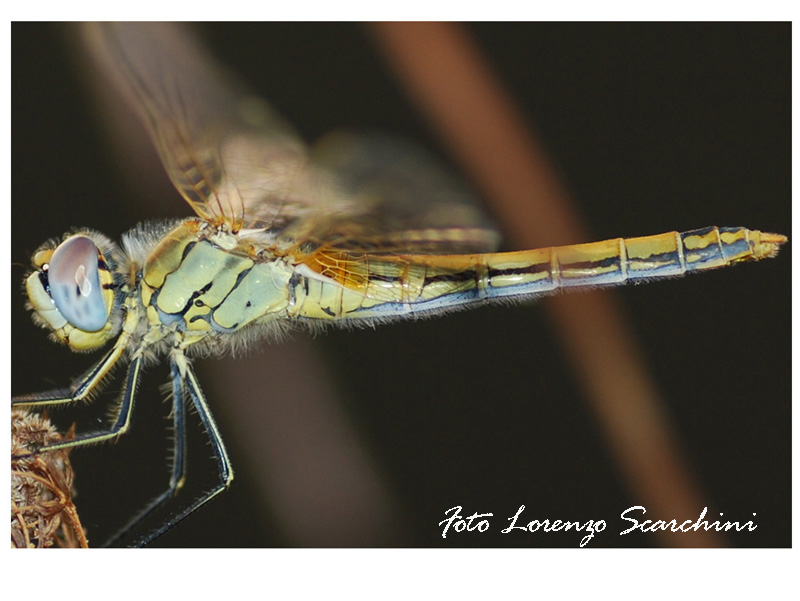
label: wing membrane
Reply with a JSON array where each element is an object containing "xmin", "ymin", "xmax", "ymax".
[
  {"xmin": 81, "ymin": 23, "xmax": 500, "ymax": 254},
  {"xmin": 81, "ymin": 22, "xmax": 309, "ymax": 231}
]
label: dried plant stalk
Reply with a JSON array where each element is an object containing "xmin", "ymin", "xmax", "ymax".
[{"xmin": 11, "ymin": 409, "xmax": 88, "ymax": 548}]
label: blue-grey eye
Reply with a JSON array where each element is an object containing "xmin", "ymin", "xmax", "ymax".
[{"xmin": 48, "ymin": 235, "xmax": 107, "ymax": 332}]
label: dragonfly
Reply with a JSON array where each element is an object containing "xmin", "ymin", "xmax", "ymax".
[{"xmin": 12, "ymin": 23, "xmax": 787, "ymax": 547}]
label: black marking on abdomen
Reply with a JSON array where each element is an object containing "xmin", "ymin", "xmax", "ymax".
[
  {"xmin": 423, "ymin": 269, "xmax": 477, "ymax": 287},
  {"xmin": 368, "ymin": 273, "xmax": 404, "ymax": 284},
  {"xmin": 489, "ymin": 263, "xmax": 550, "ymax": 279},
  {"xmin": 564, "ymin": 256, "xmax": 621, "ymax": 272}
]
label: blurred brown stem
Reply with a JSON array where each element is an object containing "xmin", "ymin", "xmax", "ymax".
[{"xmin": 369, "ymin": 21, "xmax": 721, "ymax": 547}]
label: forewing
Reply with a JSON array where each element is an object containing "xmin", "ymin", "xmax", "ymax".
[
  {"xmin": 81, "ymin": 23, "xmax": 501, "ymax": 254},
  {"xmin": 80, "ymin": 22, "xmax": 310, "ymax": 232}
]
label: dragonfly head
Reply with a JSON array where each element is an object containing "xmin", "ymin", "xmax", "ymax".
[{"xmin": 25, "ymin": 231, "xmax": 122, "ymax": 351}]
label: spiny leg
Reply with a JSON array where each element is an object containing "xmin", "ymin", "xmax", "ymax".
[
  {"xmin": 101, "ymin": 360, "xmax": 189, "ymax": 547},
  {"xmin": 11, "ymin": 349, "xmax": 142, "ymax": 457},
  {"xmin": 12, "ymin": 343, "xmax": 125, "ymax": 408},
  {"xmin": 132, "ymin": 358, "xmax": 234, "ymax": 547}
]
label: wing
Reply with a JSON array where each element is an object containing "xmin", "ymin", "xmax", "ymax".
[
  {"xmin": 80, "ymin": 22, "xmax": 500, "ymax": 253},
  {"xmin": 285, "ymin": 131, "xmax": 501, "ymax": 254}
]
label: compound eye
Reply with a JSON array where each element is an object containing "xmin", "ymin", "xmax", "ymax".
[{"xmin": 48, "ymin": 235, "xmax": 108, "ymax": 332}]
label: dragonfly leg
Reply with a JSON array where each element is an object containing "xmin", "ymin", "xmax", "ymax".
[
  {"xmin": 11, "ymin": 350, "xmax": 141, "ymax": 457},
  {"xmin": 124, "ymin": 357, "xmax": 233, "ymax": 547},
  {"xmin": 12, "ymin": 343, "xmax": 126, "ymax": 408},
  {"xmin": 101, "ymin": 360, "xmax": 189, "ymax": 547}
]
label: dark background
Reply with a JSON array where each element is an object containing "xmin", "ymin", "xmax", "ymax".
[{"xmin": 12, "ymin": 23, "xmax": 790, "ymax": 547}]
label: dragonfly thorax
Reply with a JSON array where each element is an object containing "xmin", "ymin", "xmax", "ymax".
[{"xmin": 138, "ymin": 219, "xmax": 294, "ymax": 346}]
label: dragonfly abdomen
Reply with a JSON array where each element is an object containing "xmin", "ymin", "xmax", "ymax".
[
  {"xmin": 292, "ymin": 226, "xmax": 786, "ymax": 323},
  {"xmin": 480, "ymin": 226, "xmax": 785, "ymax": 294}
]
